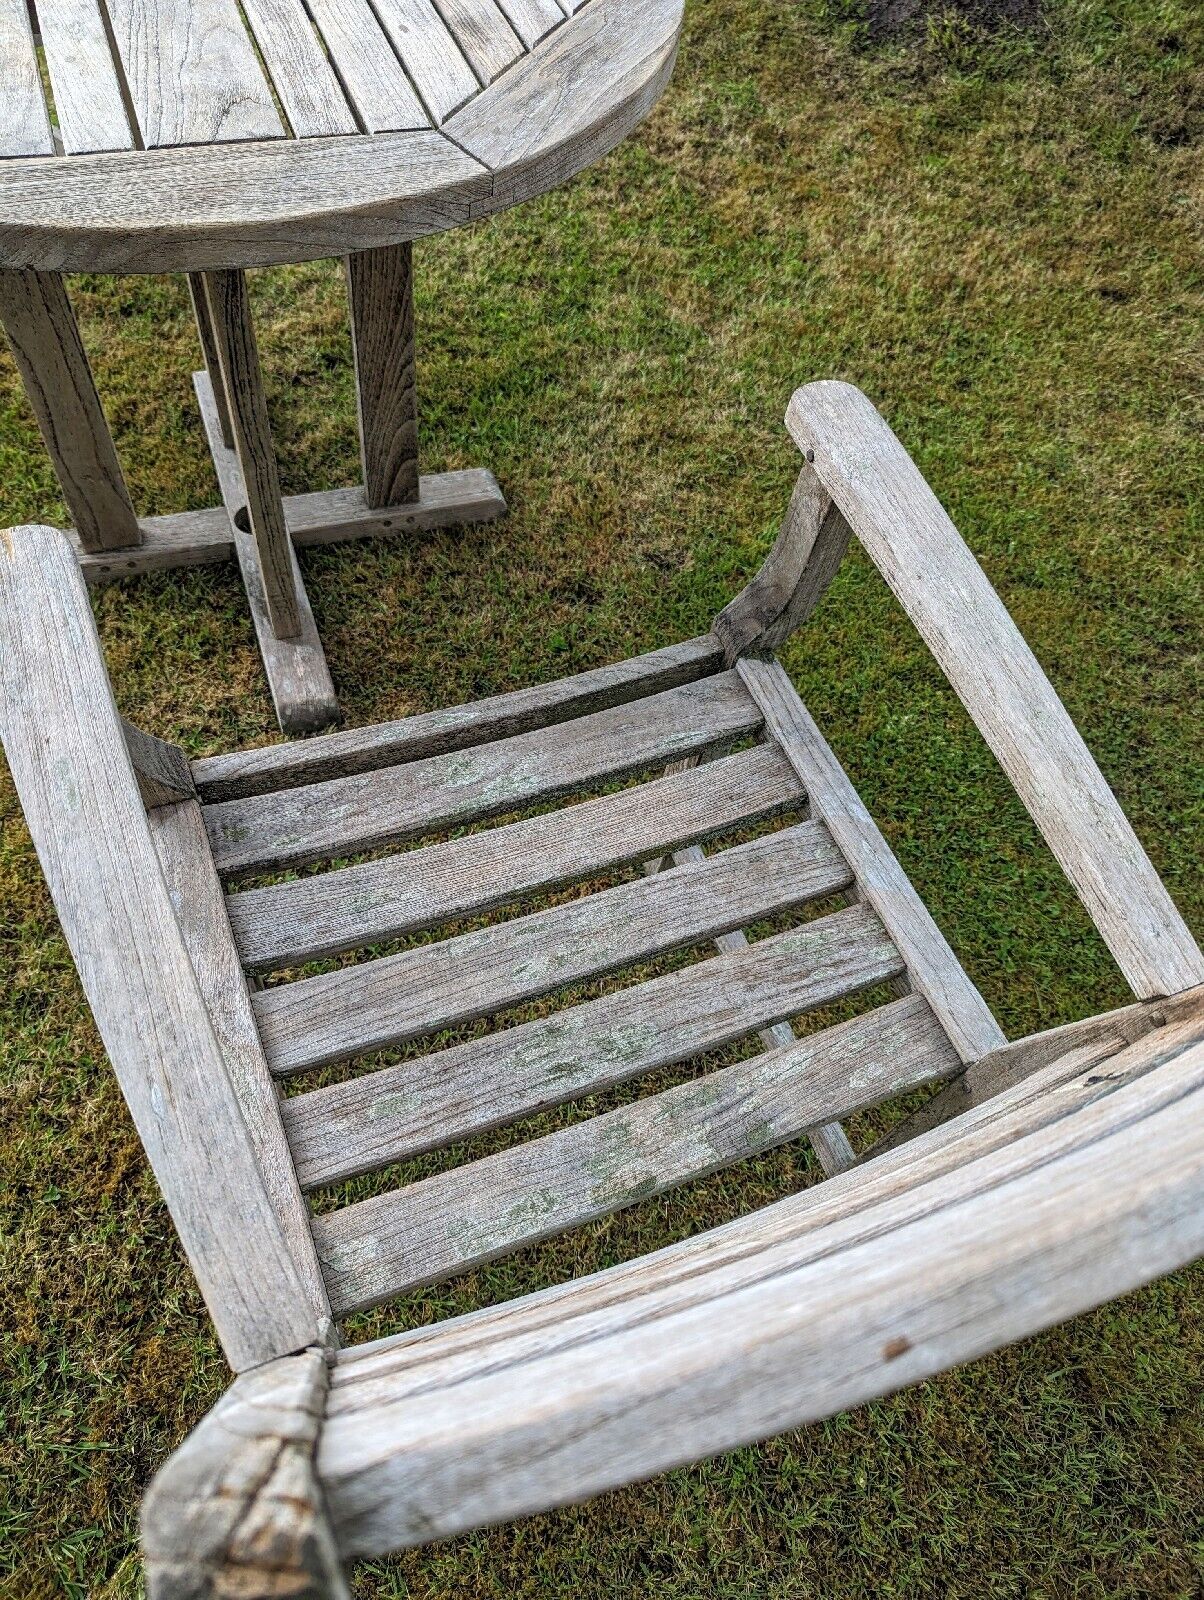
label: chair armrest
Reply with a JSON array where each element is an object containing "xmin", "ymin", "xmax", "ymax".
[{"xmin": 776, "ymin": 381, "xmax": 1203, "ymax": 1000}]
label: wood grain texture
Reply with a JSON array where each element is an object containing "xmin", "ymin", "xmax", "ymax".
[
  {"xmin": 121, "ymin": 718, "xmax": 197, "ymax": 809},
  {"xmin": 713, "ymin": 466, "xmax": 851, "ymax": 663},
  {"xmin": 496, "ymin": 0, "xmax": 565, "ymax": 47},
  {"xmin": 787, "ymin": 381, "xmax": 1204, "ymax": 1000},
  {"xmin": 283, "ymin": 902, "xmax": 902, "ymax": 1189},
  {"xmin": 187, "ymin": 272, "xmax": 234, "ymax": 449},
  {"xmin": 38, "ymin": 0, "xmax": 136, "ymax": 155},
  {"xmin": 73, "ymin": 468, "xmax": 506, "ymax": 584},
  {"xmin": 105, "ymin": 0, "xmax": 284, "ymax": 147},
  {"xmin": 0, "ymin": 526, "xmax": 320, "ymax": 1370},
  {"xmin": 369, "ymin": 0, "xmax": 478, "ymax": 123},
  {"xmin": 227, "ymin": 742, "xmax": 802, "ymax": 969},
  {"xmin": 142, "ymin": 1350, "xmax": 349, "ymax": 1600},
  {"xmin": 254, "ymin": 819, "xmax": 853, "ymax": 1074},
  {"xmin": 194, "ymin": 635, "xmax": 721, "ymax": 801},
  {"xmin": 304, "ymin": 0, "xmax": 432, "ymax": 131},
  {"xmin": 435, "ymin": 0, "xmax": 523, "ymax": 83},
  {"xmin": 201, "ymin": 270, "xmax": 301, "ymax": 640},
  {"xmin": 313, "ymin": 994, "xmax": 957, "ymax": 1312},
  {"xmin": 239, "ymin": 0, "xmax": 360, "ymax": 137},
  {"xmin": 346, "ymin": 243, "xmax": 419, "ymax": 508},
  {"xmin": 149, "ymin": 798, "xmax": 335, "ymax": 1346},
  {"xmin": 0, "ymin": 271, "xmax": 141, "ymax": 552},
  {"xmin": 195, "ymin": 373, "xmax": 340, "ymax": 734},
  {"xmin": 203, "ymin": 669, "xmax": 758, "ymax": 873},
  {"xmin": 319, "ymin": 1009, "xmax": 1204, "ymax": 1554},
  {"xmin": 0, "ymin": 0, "xmax": 53, "ymax": 156},
  {"xmin": 739, "ymin": 656, "xmax": 1006, "ymax": 1063}
]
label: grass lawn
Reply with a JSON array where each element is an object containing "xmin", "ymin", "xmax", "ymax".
[{"xmin": 2, "ymin": 0, "xmax": 1203, "ymax": 1594}]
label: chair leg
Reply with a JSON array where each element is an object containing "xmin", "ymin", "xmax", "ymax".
[
  {"xmin": 346, "ymin": 242, "xmax": 420, "ymax": 509},
  {"xmin": 141, "ymin": 1349, "xmax": 351, "ymax": 1600},
  {"xmin": 0, "ymin": 269, "xmax": 142, "ymax": 553}
]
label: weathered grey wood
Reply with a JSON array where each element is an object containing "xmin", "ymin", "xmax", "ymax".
[
  {"xmin": 142, "ymin": 1349, "xmax": 349, "ymax": 1600},
  {"xmin": 283, "ymin": 902, "xmax": 902, "ymax": 1189},
  {"xmin": 713, "ymin": 467, "xmax": 852, "ymax": 663},
  {"xmin": 868, "ymin": 983, "xmax": 1204, "ymax": 1157},
  {"xmin": 194, "ymin": 635, "xmax": 721, "ymax": 801},
  {"xmin": 201, "ymin": 270, "xmax": 301, "ymax": 641},
  {"xmin": 346, "ymin": 244, "xmax": 419, "ymax": 508},
  {"xmin": 195, "ymin": 373, "xmax": 340, "ymax": 735},
  {"xmin": 149, "ymin": 797, "xmax": 335, "ymax": 1346},
  {"xmin": 787, "ymin": 381, "xmax": 1204, "ymax": 1001},
  {"xmin": 0, "ymin": 0, "xmax": 53, "ymax": 157},
  {"xmin": 436, "ymin": 0, "xmax": 523, "ymax": 84},
  {"xmin": 38, "ymin": 0, "xmax": 136, "ymax": 155},
  {"xmin": 495, "ymin": 0, "xmax": 564, "ymax": 49},
  {"xmin": 304, "ymin": 0, "xmax": 432, "ymax": 131},
  {"xmin": 318, "ymin": 1010, "xmax": 1204, "ymax": 1553},
  {"xmin": 446, "ymin": 0, "xmax": 681, "ymax": 208},
  {"xmin": 122, "ymin": 719, "xmax": 197, "ymax": 810},
  {"xmin": 254, "ymin": 819, "xmax": 853, "ymax": 1075},
  {"xmin": 739, "ymin": 656, "xmax": 1006, "ymax": 1064},
  {"xmin": 648, "ymin": 839, "xmax": 857, "ymax": 1178},
  {"xmin": 0, "ymin": 271, "xmax": 141, "ymax": 552},
  {"xmin": 105, "ymin": 0, "xmax": 284, "ymax": 147},
  {"xmin": 228, "ymin": 742, "xmax": 802, "ymax": 969},
  {"xmin": 187, "ymin": 273, "xmax": 234, "ymax": 450},
  {"xmin": 312, "ymin": 994, "xmax": 958, "ymax": 1313},
  {"xmin": 0, "ymin": 526, "xmax": 322, "ymax": 1371},
  {"xmin": 204, "ymin": 669, "xmax": 758, "ymax": 873},
  {"xmin": 239, "ymin": 0, "xmax": 360, "ymax": 137},
  {"xmin": 72, "ymin": 468, "xmax": 507, "ymax": 584},
  {"xmin": 368, "ymin": 0, "xmax": 478, "ymax": 123}
]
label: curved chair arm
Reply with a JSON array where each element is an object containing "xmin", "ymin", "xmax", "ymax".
[{"xmin": 719, "ymin": 382, "xmax": 1204, "ymax": 1002}]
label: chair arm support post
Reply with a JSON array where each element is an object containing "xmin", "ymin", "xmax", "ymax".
[{"xmin": 782, "ymin": 381, "xmax": 1204, "ymax": 1000}]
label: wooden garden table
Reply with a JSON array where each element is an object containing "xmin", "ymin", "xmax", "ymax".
[{"xmin": 0, "ymin": 0, "xmax": 681, "ymax": 730}]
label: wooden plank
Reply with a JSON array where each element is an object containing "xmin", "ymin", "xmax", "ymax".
[
  {"xmin": 195, "ymin": 373, "xmax": 339, "ymax": 735},
  {"xmin": 0, "ymin": 0, "xmax": 53, "ymax": 156},
  {"xmin": 0, "ymin": 271, "xmax": 141, "ymax": 552},
  {"xmin": 204, "ymin": 668, "xmax": 758, "ymax": 873},
  {"xmin": 149, "ymin": 798, "xmax": 335, "ymax": 1344},
  {"xmin": 121, "ymin": 719, "xmax": 197, "ymax": 809},
  {"xmin": 228, "ymin": 742, "xmax": 802, "ymax": 969},
  {"xmin": 0, "ymin": 130, "xmax": 491, "ymax": 275},
  {"xmin": 283, "ymin": 902, "xmax": 902, "ymax": 1189},
  {"xmin": 494, "ymin": 0, "xmax": 564, "ymax": 48},
  {"xmin": 445, "ymin": 0, "xmax": 682, "ymax": 203},
  {"xmin": 0, "ymin": 526, "xmax": 322, "ymax": 1371},
  {"xmin": 738, "ymin": 657, "xmax": 1006, "ymax": 1063},
  {"xmin": 201, "ymin": 270, "xmax": 301, "ymax": 641},
  {"xmin": 38, "ymin": 0, "xmax": 136, "ymax": 155},
  {"xmin": 73, "ymin": 468, "xmax": 507, "ymax": 585},
  {"xmin": 318, "ymin": 1015, "xmax": 1204, "ymax": 1553},
  {"xmin": 253, "ymin": 818, "xmax": 853, "ymax": 1075},
  {"xmin": 142, "ymin": 1351, "xmax": 349, "ymax": 1600},
  {"xmin": 787, "ymin": 380, "xmax": 1204, "ymax": 1001},
  {"xmin": 194, "ymin": 635, "xmax": 720, "ymax": 802},
  {"xmin": 367, "ymin": 0, "xmax": 478, "ymax": 123},
  {"xmin": 304, "ymin": 0, "xmax": 431, "ymax": 131},
  {"xmin": 434, "ymin": 0, "xmax": 523, "ymax": 84},
  {"xmin": 105, "ymin": 0, "xmax": 284, "ymax": 147},
  {"xmin": 239, "ymin": 0, "xmax": 359, "ymax": 136},
  {"xmin": 346, "ymin": 243, "xmax": 419, "ymax": 508},
  {"xmin": 312, "ymin": 994, "xmax": 958, "ymax": 1312}
]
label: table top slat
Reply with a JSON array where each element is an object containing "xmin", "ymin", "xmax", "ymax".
[
  {"xmin": 38, "ymin": 0, "xmax": 136, "ymax": 155},
  {"xmin": 106, "ymin": 0, "xmax": 285, "ymax": 148},
  {"xmin": 435, "ymin": 0, "xmax": 524, "ymax": 85},
  {"xmin": 0, "ymin": 0, "xmax": 54, "ymax": 158},
  {"xmin": 495, "ymin": 0, "xmax": 565, "ymax": 49},
  {"xmin": 239, "ymin": 0, "xmax": 359, "ymax": 137},
  {"xmin": 370, "ymin": 0, "xmax": 479, "ymax": 123},
  {"xmin": 305, "ymin": 0, "xmax": 431, "ymax": 131}
]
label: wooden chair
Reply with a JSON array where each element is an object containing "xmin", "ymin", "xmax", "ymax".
[{"xmin": 3, "ymin": 381, "xmax": 1202, "ymax": 1598}]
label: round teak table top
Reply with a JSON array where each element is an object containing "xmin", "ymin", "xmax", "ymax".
[{"xmin": 0, "ymin": 0, "xmax": 681, "ymax": 274}]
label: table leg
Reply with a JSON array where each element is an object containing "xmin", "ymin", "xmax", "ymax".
[
  {"xmin": 187, "ymin": 273, "xmax": 234, "ymax": 452},
  {"xmin": 346, "ymin": 243, "xmax": 419, "ymax": 508},
  {"xmin": 200, "ymin": 269, "xmax": 302, "ymax": 641},
  {"xmin": 0, "ymin": 270, "xmax": 142, "ymax": 553}
]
